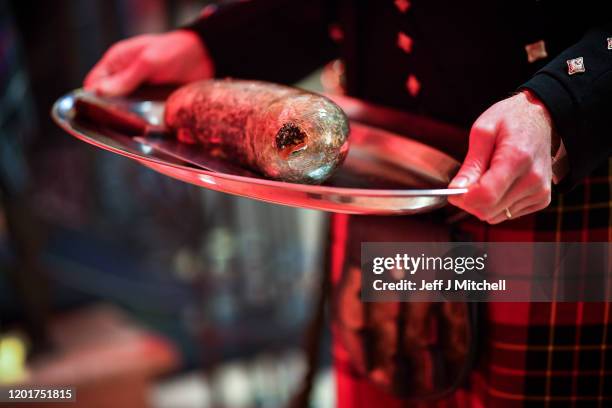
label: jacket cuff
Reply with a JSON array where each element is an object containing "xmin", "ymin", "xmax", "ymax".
[
  {"xmin": 182, "ymin": 12, "xmax": 226, "ymax": 78},
  {"xmin": 519, "ymin": 73, "xmax": 579, "ymax": 192}
]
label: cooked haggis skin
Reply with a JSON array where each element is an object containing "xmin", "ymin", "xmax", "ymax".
[{"xmin": 164, "ymin": 79, "xmax": 350, "ymax": 184}]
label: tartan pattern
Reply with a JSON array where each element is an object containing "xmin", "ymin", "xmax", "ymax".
[{"xmin": 331, "ymin": 158, "xmax": 611, "ymax": 407}]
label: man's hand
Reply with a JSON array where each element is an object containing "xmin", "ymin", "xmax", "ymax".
[
  {"xmin": 84, "ymin": 30, "xmax": 213, "ymax": 96},
  {"xmin": 448, "ymin": 90, "xmax": 555, "ymax": 224}
]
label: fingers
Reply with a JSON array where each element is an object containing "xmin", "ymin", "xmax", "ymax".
[
  {"xmin": 84, "ymin": 60, "xmax": 111, "ymax": 90},
  {"xmin": 84, "ymin": 36, "xmax": 152, "ymax": 94},
  {"xmin": 84, "ymin": 46, "xmax": 125, "ymax": 89},
  {"xmin": 448, "ymin": 121, "xmax": 497, "ymax": 189},
  {"xmin": 453, "ymin": 160, "xmax": 551, "ymax": 223},
  {"xmin": 487, "ymin": 190, "xmax": 551, "ymax": 224},
  {"xmin": 448, "ymin": 94, "xmax": 554, "ymax": 223},
  {"xmin": 91, "ymin": 57, "xmax": 151, "ymax": 96},
  {"xmin": 472, "ymin": 138, "xmax": 533, "ymax": 204},
  {"xmin": 449, "ymin": 123, "xmax": 533, "ymax": 219},
  {"xmin": 484, "ymin": 168, "xmax": 552, "ymax": 224},
  {"xmin": 83, "ymin": 31, "xmax": 214, "ymax": 96},
  {"xmin": 483, "ymin": 171, "xmax": 542, "ymax": 218},
  {"xmin": 469, "ymin": 165, "xmax": 545, "ymax": 221},
  {"xmin": 513, "ymin": 199, "xmax": 552, "ymax": 219},
  {"xmin": 448, "ymin": 122, "xmax": 503, "ymax": 211}
]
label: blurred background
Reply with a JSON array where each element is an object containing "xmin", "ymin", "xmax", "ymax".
[{"xmin": 0, "ymin": 1, "xmax": 335, "ymax": 406}]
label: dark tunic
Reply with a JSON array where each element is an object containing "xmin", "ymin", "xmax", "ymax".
[
  {"xmin": 188, "ymin": 0, "xmax": 612, "ymax": 190},
  {"xmin": 186, "ymin": 1, "xmax": 612, "ymax": 406}
]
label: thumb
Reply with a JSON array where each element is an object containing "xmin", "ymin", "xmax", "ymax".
[
  {"xmin": 95, "ymin": 57, "xmax": 151, "ymax": 96},
  {"xmin": 449, "ymin": 124, "xmax": 497, "ymax": 188}
]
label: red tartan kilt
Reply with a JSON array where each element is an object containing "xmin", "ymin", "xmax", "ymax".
[{"xmin": 329, "ymin": 160, "xmax": 611, "ymax": 407}]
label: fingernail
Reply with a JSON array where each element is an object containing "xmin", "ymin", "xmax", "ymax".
[
  {"xmin": 92, "ymin": 85, "xmax": 105, "ymax": 96},
  {"xmin": 98, "ymin": 80, "xmax": 114, "ymax": 95},
  {"xmin": 450, "ymin": 176, "xmax": 470, "ymax": 188}
]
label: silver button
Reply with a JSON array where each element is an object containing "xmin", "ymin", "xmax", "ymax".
[
  {"xmin": 406, "ymin": 75, "xmax": 421, "ymax": 97},
  {"xmin": 394, "ymin": 0, "xmax": 411, "ymax": 13},
  {"xmin": 200, "ymin": 4, "xmax": 218, "ymax": 18},
  {"xmin": 566, "ymin": 57, "xmax": 585, "ymax": 75},
  {"xmin": 524, "ymin": 40, "xmax": 548, "ymax": 63},
  {"xmin": 397, "ymin": 32, "xmax": 413, "ymax": 54},
  {"xmin": 328, "ymin": 24, "xmax": 344, "ymax": 43}
]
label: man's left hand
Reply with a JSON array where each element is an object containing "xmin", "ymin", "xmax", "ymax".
[{"xmin": 448, "ymin": 90, "xmax": 555, "ymax": 224}]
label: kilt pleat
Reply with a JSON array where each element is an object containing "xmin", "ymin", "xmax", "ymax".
[{"xmin": 332, "ymin": 159, "xmax": 612, "ymax": 407}]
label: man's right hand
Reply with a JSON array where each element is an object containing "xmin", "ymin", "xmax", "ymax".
[{"xmin": 84, "ymin": 30, "xmax": 214, "ymax": 96}]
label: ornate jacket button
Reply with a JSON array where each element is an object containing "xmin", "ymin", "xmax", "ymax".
[
  {"xmin": 397, "ymin": 32, "xmax": 413, "ymax": 53},
  {"xmin": 394, "ymin": 0, "xmax": 411, "ymax": 13},
  {"xmin": 525, "ymin": 40, "xmax": 548, "ymax": 63},
  {"xmin": 406, "ymin": 74, "xmax": 421, "ymax": 97},
  {"xmin": 566, "ymin": 57, "xmax": 586, "ymax": 75}
]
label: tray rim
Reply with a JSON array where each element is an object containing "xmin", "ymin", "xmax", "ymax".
[{"xmin": 51, "ymin": 90, "xmax": 467, "ymax": 199}]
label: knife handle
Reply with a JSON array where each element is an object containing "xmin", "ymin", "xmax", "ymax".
[{"xmin": 74, "ymin": 97, "xmax": 164, "ymax": 136}]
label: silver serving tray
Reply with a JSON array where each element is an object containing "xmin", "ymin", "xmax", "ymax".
[{"xmin": 51, "ymin": 90, "xmax": 466, "ymax": 215}]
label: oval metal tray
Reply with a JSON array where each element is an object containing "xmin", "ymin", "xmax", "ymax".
[{"xmin": 51, "ymin": 90, "xmax": 465, "ymax": 215}]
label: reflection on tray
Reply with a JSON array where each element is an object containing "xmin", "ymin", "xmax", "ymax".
[
  {"xmin": 54, "ymin": 90, "xmax": 464, "ymax": 215},
  {"xmin": 326, "ymin": 147, "xmax": 443, "ymax": 190}
]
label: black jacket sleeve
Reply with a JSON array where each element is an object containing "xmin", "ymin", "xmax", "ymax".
[
  {"xmin": 520, "ymin": 24, "xmax": 612, "ymax": 191},
  {"xmin": 183, "ymin": 0, "xmax": 337, "ymax": 85}
]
